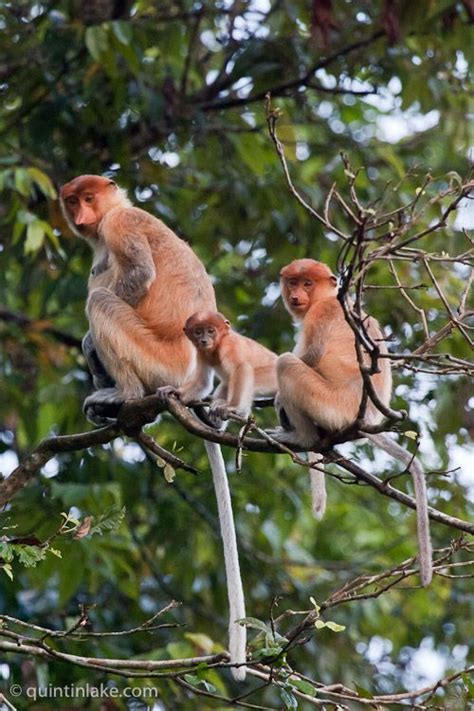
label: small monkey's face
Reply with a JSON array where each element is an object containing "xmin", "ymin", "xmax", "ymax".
[
  {"xmin": 60, "ymin": 176, "xmax": 118, "ymax": 240},
  {"xmin": 280, "ymin": 259, "xmax": 337, "ymax": 317},
  {"xmin": 184, "ymin": 312, "xmax": 231, "ymax": 352},
  {"xmin": 187, "ymin": 324, "xmax": 219, "ymax": 351}
]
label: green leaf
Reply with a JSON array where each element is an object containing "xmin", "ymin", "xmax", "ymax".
[
  {"xmin": 85, "ymin": 26, "xmax": 109, "ymax": 61},
  {"xmin": 26, "ymin": 167, "xmax": 57, "ymax": 198},
  {"xmin": 111, "ymin": 20, "xmax": 133, "ymax": 45},
  {"xmin": 291, "ymin": 679, "xmax": 316, "ymax": 696},
  {"xmin": 280, "ymin": 687, "xmax": 298, "ymax": 709},
  {"xmin": 309, "ymin": 596, "xmax": 320, "ymax": 613},
  {"xmin": 25, "ymin": 221, "xmax": 45, "ymax": 253},
  {"xmin": 354, "ymin": 683, "xmax": 374, "ymax": 699},
  {"xmin": 184, "ymin": 633, "xmax": 215, "ymax": 654},
  {"xmin": 2, "ymin": 564, "xmax": 13, "ymax": 580},
  {"xmin": 89, "ymin": 505, "xmax": 126, "ymax": 536},
  {"xmin": 12, "ymin": 220, "xmax": 25, "ymax": 243},
  {"xmin": 238, "ymin": 616, "xmax": 273, "ymax": 634},
  {"xmin": 16, "ymin": 545, "xmax": 47, "ymax": 567},
  {"xmin": 14, "ymin": 168, "xmax": 31, "ymax": 196},
  {"xmin": 462, "ymin": 672, "xmax": 474, "ymax": 699},
  {"xmin": 253, "ymin": 645, "xmax": 282, "ymax": 660},
  {"xmin": 0, "ymin": 542, "xmax": 15, "ymax": 562},
  {"xmin": 183, "ymin": 674, "xmax": 216, "ymax": 693},
  {"xmin": 325, "ymin": 621, "xmax": 346, "ymax": 633}
]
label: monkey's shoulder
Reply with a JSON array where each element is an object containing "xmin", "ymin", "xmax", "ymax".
[
  {"xmin": 100, "ymin": 206, "xmax": 174, "ymax": 240},
  {"xmin": 308, "ymin": 297, "xmax": 344, "ymax": 322},
  {"xmin": 220, "ymin": 331, "xmax": 275, "ymax": 366}
]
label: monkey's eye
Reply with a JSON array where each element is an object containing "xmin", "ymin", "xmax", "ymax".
[
  {"xmin": 65, "ymin": 197, "xmax": 78, "ymax": 206},
  {"xmin": 287, "ymin": 278, "xmax": 298, "ymax": 287},
  {"xmin": 303, "ymin": 280, "xmax": 313, "ymax": 288},
  {"xmin": 195, "ymin": 328, "xmax": 203, "ymax": 337},
  {"xmin": 207, "ymin": 328, "xmax": 216, "ymax": 336},
  {"xmin": 84, "ymin": 195, "xmax": 94, "ymax": 204}
]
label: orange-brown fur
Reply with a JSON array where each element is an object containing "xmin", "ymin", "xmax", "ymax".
[
  {"xmin": 60, "ymin": 175, "xmax": 216, "ymax": 400},
  {"xmin": 275, "ymin": 258, "xmax": 392, "ymax": 447},
  {"xmin": 61, "ymin": 176, "xmax": 250, "ymax": 675},
  {"xmin": 177, "ymin": 311, "xmax": 277, "ymax": 419},
  {"xmin": 273, "ymin": 260, "xmax": 432, "ymax": 585}
]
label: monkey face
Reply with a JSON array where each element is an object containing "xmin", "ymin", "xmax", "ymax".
[
  {"xmin": 60, "ymin": 175, "xmax": 118, "ymax": 239},
  {"xmin": 184, "ymin": 311, "xmax": 231, "ymax": 352},
  {"xmin": 282, "ymin": 276, "xmax": 315, "ymax": 314},
  {"xmin": 62, "ymin": 193, "xmax": 100, "ymax": 238},
  {"xmin": 280, "ymin": 260, "xmax": 337, "ymax": 317},
  {"xmin": 187, "ymin": 324, "xmax": 219, "ymax": 351}
]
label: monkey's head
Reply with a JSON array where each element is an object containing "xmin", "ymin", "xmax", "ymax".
[
  {"xmin": 280, "ymin": 259, "xmax": 337, "ymax": 318},
  {"xmin": 60, "ymin": 175, "xmax": 129, "ymax": 240},
  {"xmin": 184, "ymin": 311, "xmax": 231, "ymax": 353}
]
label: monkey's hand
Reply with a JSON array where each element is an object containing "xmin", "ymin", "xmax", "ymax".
[
  {"xmin": 156, "ymin": 385, "xmax": 179, "ymax": 403},
  {"xmin": 208, "ymin": 399, "xmax": 230, "ymax": 429}
]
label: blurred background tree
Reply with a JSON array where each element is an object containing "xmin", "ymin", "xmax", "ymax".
[{"xmin": 0, "ymin": 1, "xmax": 473, "ymax": 708}]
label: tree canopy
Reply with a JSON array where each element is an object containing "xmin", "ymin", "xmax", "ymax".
[{"xmin": 0, "ymin": 1, "xmax": 473, "ymax": 709}]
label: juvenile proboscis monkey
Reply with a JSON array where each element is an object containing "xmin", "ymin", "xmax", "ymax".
[
  {"xmin": 164, "ymin": 310, "xmax": 277, "ymax": 422},
  {"xmin": 272, "ymin": 259, "xmax": 432, "ymax": 586},
  {"xmin": 60, "ymin": 175, "xmax": 247, "ymax": 679}
]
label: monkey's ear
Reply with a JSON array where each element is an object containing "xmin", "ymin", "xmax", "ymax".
[
  {"xmin": 107, "ymin": 179, "xmax": 117, "ymax": 187},
  {"xmin": 224, "ymin": 319, "xmax": 231, "ymax": 327},
  {"xmin": 330, "ymin": 275, "xmax": 337, "ymax": 285},
  {"xmin": 183, "ymin": 326, "xmax": 187, "ymax": 332}
]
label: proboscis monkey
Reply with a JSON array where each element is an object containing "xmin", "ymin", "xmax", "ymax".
[
  {"xmin": 60, "ymin": 175, "xmax": 247, "ymax": 678},
  {"xmin": 161, "ymin": 311, "xmax": 278, "ymax": 422},
  {"xmin": 272, "ymin": 259, "xmax": 432, "ymax": 586}
]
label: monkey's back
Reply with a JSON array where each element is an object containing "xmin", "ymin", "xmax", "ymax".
[{"xmin": 305, "ymin": 297, "xmax": 392, "ymax": 421}]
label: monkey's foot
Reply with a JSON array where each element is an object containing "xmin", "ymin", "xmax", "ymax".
[
  {"xmin": 265, "ymin": 427, "xmax": 308, "ymax": 448},
  {"xmin": 83, "ymin": 388, "xmax": 124, "ymax": 426}
]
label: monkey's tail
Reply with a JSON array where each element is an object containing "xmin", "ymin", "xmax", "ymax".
[
  {"xmin": 204, "ymin": 441, "xmax": 247, "ymax": 681},
  {"xmin": 308, "ymin": 451, "xmax": 326, "ymax": 520},
  {"xmin": 366, "ymin": 433, "xmax": 433, "ymax": 586}
]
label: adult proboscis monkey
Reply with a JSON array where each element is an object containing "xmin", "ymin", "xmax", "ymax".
[
  {"xmin": 60, "ymin": 175, "xmax": 247, "ymax": 679},
  {"xmin": 272, "ymin": 259, "xmax": 432, "ymax": 586}
]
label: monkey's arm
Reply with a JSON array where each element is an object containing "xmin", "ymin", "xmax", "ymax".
[
  {"xmin": 221, "ymin": 362, "xmax": 255, "ymax": 418},
  {"xmin": 103, "ymin": 212, "xmax": 156, "ymax": 306},
  {"xmin": 296, "ymin": 302, "xmax": 334, "ymax": 366}
]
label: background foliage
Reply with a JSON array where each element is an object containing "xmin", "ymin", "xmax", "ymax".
[{"xmin": 0, "ymin": 0, "xmax": 473, "ymax": 708}]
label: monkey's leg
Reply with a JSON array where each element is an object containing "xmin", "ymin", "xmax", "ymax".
[
  {"xmin": 87, "ymin": 288, "xmax": 193, "ymax": 402},
  {"xmin": 82, "ymin": 331, "xmax": 115, "ymax": 389},
  {"xmin": 272, "ymin": 388, "xmax": 327, "ymax": 519},
  {"xmin": 273, "ymin": 353, "xmax": 360, "ymax": 448}
]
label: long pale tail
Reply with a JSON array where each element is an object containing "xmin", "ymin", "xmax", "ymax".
[
  {"xmin": 366, "ymin": 433, "xmax": 433, "ymax": 586},
  {"xmin": 204, "ymin": 441, "xmax": 247, "ymax": 680},
  {"xmin": 308, "ymin": 451, "xmax": 326, "ymax": 520}
]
